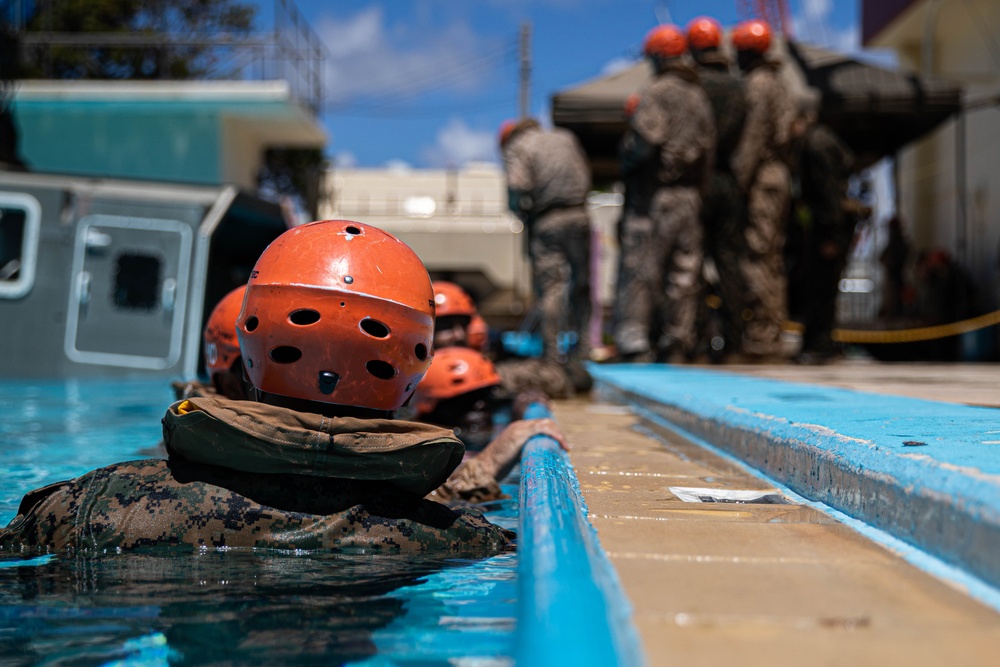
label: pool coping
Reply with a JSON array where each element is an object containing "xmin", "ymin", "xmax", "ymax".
[
  {"xmin": 588, "ymin": 363, "xmax": 1000, "ymax": 592},
  {"xmin": 515, "ymin": 402, "xmax": 645, "ymax": 667}
]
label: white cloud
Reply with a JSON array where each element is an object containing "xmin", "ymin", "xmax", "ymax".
[
  {"xmin": 333, "ymin": 151, "xmax": 357, "ymax": 168},
  {"xmin": 316, "ymin": 7, "xmax": 504, "ymax": 106},
  {"xmin": 385, "ymin": 159, "xmax": 414, "ymax": 172},
  {"xmin": 421, "ymin": 118, "xmax": 498, "ymax": 168},
  {"xmin": 790, "ymin": 0, "xmax": 896, "ymax": 67},
  {"xmin": 803, "ymin": 0, "xmax": 832, "ymax": 22},
  {"xmin": 601, "ymin": 57, "xmax": 637, "ymax": 76}
]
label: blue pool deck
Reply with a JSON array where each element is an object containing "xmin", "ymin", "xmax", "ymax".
[
  {"xmin": 571, "ymin": 361, "xmax": 1000, "ymax": 665},
  {"xmin": 588, "ymin": 362, "xmax": 1000, "ymax": 594}
]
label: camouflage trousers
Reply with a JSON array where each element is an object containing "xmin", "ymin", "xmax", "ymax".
[
  {"xmin": 740, "ymin": 161, "xmax": 791, "ymax": 356},
  {"xmin": 529, "ymin": 207, "xmax": 592, "ymax": 364},
  {"xmin": 614, "ymin": 186, "xmax": 703, "ymax": 356},
  {"xmin": 701, "ymin": 170, "xmax": 747, "ymax": 350}
]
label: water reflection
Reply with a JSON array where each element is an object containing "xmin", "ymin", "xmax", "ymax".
[
  {"xmin": 0, "ymin": 379, "xmax": 518, "ymax": 665},
  {"xmin": 0, "ymin": 548, "xmax": 514, "ymax": 665}
]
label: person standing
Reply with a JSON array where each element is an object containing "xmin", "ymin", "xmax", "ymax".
[
  {"xmin": 500, "ymin": 117, "xmax": 593, "ymax": 385},
  {"xmin": 730, "ymin": 18, "xmax": 797, "ymax": 360},
  {"xmin": 613, "ymin": 24, "xmax": 715, "ymax": 362},
  {"xmin": 790, "ymin": 103, "xmax": 858, "ymax": 363},
  {"xmin": 686, "ymin": 16, "xmax": 748, "ymax": 360}
]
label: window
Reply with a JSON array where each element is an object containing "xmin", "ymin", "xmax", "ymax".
[
  {"xmin": 113, "ymin": 252, "xmax": 162, "ymax": 311},
  {"xmin": 0, "ymin": 193, "xmax": 42, "ymax": 299}
]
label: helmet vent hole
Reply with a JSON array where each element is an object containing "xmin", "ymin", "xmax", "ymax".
[
  {"xmin": 245, "ymin": 316, "xmax": 259, "ymax": 332},
  {"xmin": 360, "ymin": 318, "xmax": 390, "ymax": 339},
  {"xmin": 270, "ymin": 346, "xmax": 303, "ymax": 364},
  {"xmin": 366, "ymin": 360, "xmax": 396, "ymax": 380},
  {"xmin": 290, "ymin": 309, "xmax": 321, "ymax": 326},
  {"xmin": 345, "ymin": 225, "xmax": 362, "ymax": 235},
  {"xmin": 415, "ymin": 343, "xmax": 428, "ymax": 360}
]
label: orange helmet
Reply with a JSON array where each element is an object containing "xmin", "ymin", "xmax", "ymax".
[
  {"xmin": 237, "ymin": 220, "xmax": 435, "ymax": 412},
  {"xmin": 623, "ymin": 93, "xmax": 641, "ymax": 118},
  {"xmin": 642, "ymin": 24, "xmax": 686, "ymax": 59},
  {"xmin": 498, "ymin": 119, "xmax": 518, "ymax": 148},
  {"xmin": 204, "ymin": 285, "xmax": 246, "ymax": 382},
  {"xmin": 732, "ymin": 19, "xmax": 772, "ymax": 54},
  {"xmin": 432, "ymin": 281, "xmax": 477, "ymax": 317},
  {"xmin": 686, "ymin": 16, "xmax": 722, "ymax": 50},
  {"xmin": 467, "ymin": 313, "xmax": 489, "ymax": 352},
  {"xmin": 413, "ymin": 347, "xmax": 501, "ymax": 417}
]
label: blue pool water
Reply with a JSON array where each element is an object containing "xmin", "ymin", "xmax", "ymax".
[{"xmin": 0, "ymin": 379, "xmax": 518, "ymax": 666}]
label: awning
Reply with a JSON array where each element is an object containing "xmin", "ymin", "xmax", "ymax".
[
  {"xmin": 551, "ymin": 39, "xmax": 963, "ymax": 182},
  {"xmin": 786, "ymin": 41, "xmax": 962, "ymax": 169}
]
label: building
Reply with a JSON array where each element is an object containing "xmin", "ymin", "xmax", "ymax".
[
  {"xmin": 321, "ymin": 163, "xmax": 531, "ymax": 327},
  {"xmin": 12, "ymin": 79, "xmax": 325, "ymax": 193},
  {"xmin": 0, "ymin": 2, "xmax": 329, "ymax": 378},
  {"xmin": 864, "ymin": 0, "xmax": 1000, "ymax": 310}
]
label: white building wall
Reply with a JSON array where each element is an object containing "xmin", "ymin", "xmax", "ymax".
[
  {"xmin": 320, "ymin": 164, "xmax": 532, "ymax": 320},
  {"xmin": 877, "ymin": 0, "xmax": 1000, "ymax": 308}
]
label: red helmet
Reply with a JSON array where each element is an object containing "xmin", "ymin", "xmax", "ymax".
[
  {"xmin": 642, "ymin": 24, "xmax": 686, "ymax": 59},
  {"xmin": 413, "ymin": 347, "xmax": 501, "ymax": 417},
  {"xmin": 498, "ymin": 119, "xmax": 518, "ymax": 148},
  {"xmin": 467, "ymin": 313, "xmax": 489, "ymax": 352},
  {"xmin": 204, "ymin": 285, "xmax": 246, "ymax": 382},
  {"xmin": 686, "ymin": 16, "xmax": 722, "ymax": 50},
  {"xmin": 623, "ymin": 93, "xmax": 641, "ymax": 118},
  {"xmin": 432, "ymin": 281, "xmax": 477, "ymax": 317},
  {"xmin": 732, "ymin": 19, "xmax": 772, "ymax": 53},
  {"xmin": 237, "ymin": 220, "xmax": 435, "ymax": 412}
]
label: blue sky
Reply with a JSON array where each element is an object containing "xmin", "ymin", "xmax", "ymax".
[{"xmin": 276, "ymin": 0, "xmax": 877, "ymax": 169}]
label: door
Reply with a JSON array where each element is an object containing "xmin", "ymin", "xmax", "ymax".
[{"xmin": 65, "ymin": 214, "xmax": 192, "ymax": 370}]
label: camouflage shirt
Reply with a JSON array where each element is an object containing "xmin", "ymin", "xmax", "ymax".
[
  {"xmin": 798, "ymin": 123, "xmax": 856, "ymax": 245},
  {"xmin": 504, "ymin": 125, "xmax": 591, "ymax": 215},
  {"xmin": 625, "ymin": 64, "xmax": 715, "ymax": 191},
  {"xmin": 0, "ymin": 397, "xmax": 514, "ymax": 557},
  {"xmin": 694, "ymin": 56, "xmax": 746, "ymax": 170},
  {"xmin": 731, "ymin": 61, "xmax": 796, "ymax": 191}
]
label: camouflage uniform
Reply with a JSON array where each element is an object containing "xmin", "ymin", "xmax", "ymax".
[
  {"xmin": 614, "ymin": 63, "xmax": 715, "ymax": 357},
  {"xmin": 495, "ymin": 357, "xmax": 573, "ymax": 400},
  {"xmin": 694, "ymin": 52, "xmax": 748, "ymax": 352},
  {"xmin": 504, "ymin": 125, "xmax": 592, "ymax": 364},
  {"xmin": 794, "ymin": 122, "xmax": 856, "ymax": 356},
  {"xmin": 731, "ymin": 60, "xmax": 796, "ymax": 357},
  {"xmin": 0, "ymin": 396, "xmax": 513, "ymax": 556}
]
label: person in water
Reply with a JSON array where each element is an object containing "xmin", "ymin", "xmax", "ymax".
[
  {"xmin": 170, "ymin": 284, "xmax": 250, "ymax": 402},
  {"xmin": 430, "ymin": 279, "xmax": 579, "ymax": 400},
  {"xmin": 0, "ymin": 219, "xmax": 565, "ymax": 556},
  {"xmin": 412, "ymin": 346, "xmax": 553, "ymax": 504}
]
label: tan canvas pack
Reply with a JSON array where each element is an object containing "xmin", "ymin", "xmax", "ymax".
[{"xmin": 162, "ymin": 395, "xmax": 464, "ymax": 497}]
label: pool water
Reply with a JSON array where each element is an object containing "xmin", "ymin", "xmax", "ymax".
[{"xmin": 0, "ymin": 379, "xmax": 518, "ymax": 666}]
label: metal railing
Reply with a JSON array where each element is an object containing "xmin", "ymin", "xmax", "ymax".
[{"xmin": 2, "ymin": 0, "xmax": 325, "ymax": 115}]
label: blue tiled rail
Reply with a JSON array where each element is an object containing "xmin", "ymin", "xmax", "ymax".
[{"xmin": 515, "ymin": 403, "xmax": 644, "ymax": 667}]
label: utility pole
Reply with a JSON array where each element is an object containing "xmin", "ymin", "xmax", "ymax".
[{"xmin": 519, "ymin": 21, "xmax": 531, "ymax": 119}]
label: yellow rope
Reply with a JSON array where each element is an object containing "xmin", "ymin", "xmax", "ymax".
[{"xmin": 827, "ymin": 309, "xmax": 1000, "ymax": 344}]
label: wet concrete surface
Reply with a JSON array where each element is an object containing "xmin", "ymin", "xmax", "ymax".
[{"xmin": 554, "ymin": 393, "xmax": 1000, "ymax": 666}]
